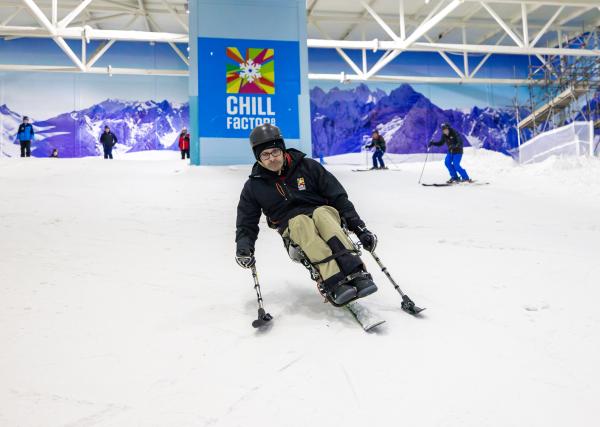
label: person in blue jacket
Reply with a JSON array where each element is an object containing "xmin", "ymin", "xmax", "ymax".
[
  {"xmin": 16, "ymin": 116, "xmax": 34, "ymax": 158},
  {"xmin": 429, "ymin": 123, "xmax": 471, "ymax": 184}
]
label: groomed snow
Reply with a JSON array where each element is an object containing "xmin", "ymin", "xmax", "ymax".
[{"xmin": 1, "ymin": 149, "xmax": 599, "ymax": 426}]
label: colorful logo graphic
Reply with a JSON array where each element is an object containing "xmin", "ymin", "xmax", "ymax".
[
  {"xmin": 226, "ymin": 47, "xmax": 275, "ymax": 94},
  {"xmin": 297, "ymin": 177, "xmax": 306, "ymax": 191}
]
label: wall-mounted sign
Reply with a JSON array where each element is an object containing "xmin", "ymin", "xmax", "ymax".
[{"xmin": 198, "ymin": 37, "xmax": 300, "ymax": 139}]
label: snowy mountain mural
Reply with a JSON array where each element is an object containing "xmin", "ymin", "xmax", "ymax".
[
  {"xmin": 2, "ymin": 84, "xmax": 541, "ymax": 159},
  {"xmin": 0, "ymin": 100, "xmax": 189, "ymax": 158},
  {"xmin": 310, "ymin": 83, "xmax": 527, "ymax": 157}
]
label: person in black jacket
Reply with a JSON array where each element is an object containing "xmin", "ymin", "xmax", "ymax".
[
  {"xmin": 365, "ymin": 130, "xmax": 387, "ymax": 169},
  {"xmin": 100, "ymin": 126, "xmax": 118, "ymax": 159},
  {"xmin": 429, "ymin": 123, "xmax": 471, "ymax": 183},
  {"xmin": 235, "ymin": 124, "xmax": 378, "ymax": 306}
]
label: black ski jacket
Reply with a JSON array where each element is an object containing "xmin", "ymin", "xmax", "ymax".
[
  {"xmin": 431, "ymin": 128, "xmax": 464, "ymax": 154},
  {"xmin": 366, "ymin": 135, "xmax": 386, "ymax": 152},
  {"xmin": 100, "ymin": 131, "xmax": 118, "ymax": 148},
  {"xmin": 236, "ymin": 148, "xmax": 365, "ymax": 252}
]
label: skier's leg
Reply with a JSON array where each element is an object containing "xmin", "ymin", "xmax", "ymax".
[
  {"xmin": 378, "ymin": 150, "xmax": 386, "ymax": 168},
  {"xmin": 371, "ymin": 152, "xmax": 378, "ymax": 169},
  {"xmin": 452, "ymin": 154, "xmax": 470, "ymax": 180},
  {"xmin": 186, "ymin": 149, "xmax": 190, "ymax": 159},
  {"xmin": 313, "ymin": 206, "xmax": 377, "ymax": 297},
  {"xmin": 287, "ymin": 214, "xmax": 356, "ymax": 304},
  {"xmin": 25, "ymin": 141, "xmax": 31, "ymax": 157},
  {"xmin": 312, "ymin": 206, "xmax": 362, "ymax": 273},
  {"xmin": 181, "ymin": 150, "xmax": 185, "ymax": 159},
  {"xmin": 445, "ymin": 153, "xmax": 458, "ymax": 179},
  {"xmin": 20, "ymin": 141, "xmax": 25, "ymax": 157}
]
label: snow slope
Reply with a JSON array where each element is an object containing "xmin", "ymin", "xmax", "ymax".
[{"xmin": 1, "ymin": 150, "xmax": 599, "ymax": 426}]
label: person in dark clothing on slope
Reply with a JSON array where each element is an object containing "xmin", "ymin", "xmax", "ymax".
[
  {"xmin": 100, "ymin": 126, "xmax": 118, "ymax": 159},
  {"xmin": 178, "ymin": 127, "xmax": 190, "ymax": 159},
  {"xmin": 429, "ymin": 123, "xmax": 471, "ymax": 184},
  {"xmin": 235, "ymin": 124, "xmax": 379, "ymax": 306},
  {"xmin": 365, "ymin": 129, "xmax": 386, "ymax": 169},
  {"xmin": 16, "ymin": 116, "xmax": 34, "ymax": 158},
  {"xmin": 50, "ymin": 148, "xmax": 59, "ymax": 158}
]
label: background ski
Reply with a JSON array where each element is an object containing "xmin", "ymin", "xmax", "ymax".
[
  {"xmin": 352, "ymin": 168, "xmax": 401, "ymax": 172},
  {"xmin": 345, "ymin": 301, "xmax": 385, "ymax": 331},
  {"xmin": 422, "ymin": 180, "xmax": 490, "ymax": 187}
]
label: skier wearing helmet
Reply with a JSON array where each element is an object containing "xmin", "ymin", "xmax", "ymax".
[
  {"xmin": 235, "ymin": 123, "xmax": 379, "ymax": 306},
  {"xmin": 429, "ymin": 123, "xmax": 472, "ymax": 184}
]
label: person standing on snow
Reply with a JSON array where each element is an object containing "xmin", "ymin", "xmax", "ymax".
[
  {"xmin": 429, "ymin": 123, "xmax": 471, "ymax": 184},
  {"xmin": 16, "ymin": 116, "xmax": 34, "ymax": 158},
  {"xmin": 178, "ymin": 127, "xmax": 190, "ymax": 159},
  {"xmin": 365, "ymin": 129, "xmax": 387, "ymax": 170},
  {"xmin": 100, "ymin": 126, "xmax": 118, "ymax": 160},
  {"xmin": 235, "ymin": 124, "xmax": 379, "ymax": 306}
]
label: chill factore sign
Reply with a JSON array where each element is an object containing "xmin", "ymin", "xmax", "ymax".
[{"xmin": 198, "ymin": 37, "xmax": 301, "ymax": 138}]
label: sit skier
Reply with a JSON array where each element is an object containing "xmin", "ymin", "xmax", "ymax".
[
  {"xmin": 428, "ymin": 123, "xmax": 472, "ymax": 184},
  {"xmin": 235, "ymin": 124, "xmax": 378, "ymax": 305},
  {"xmin": 365, "ymin": 129, "xmax": 387, "ymax": 169}
]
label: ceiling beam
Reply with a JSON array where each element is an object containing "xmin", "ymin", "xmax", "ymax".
[
  {"xmin": 308, "ymin": 38, "xmax": 600, "ymax": 57},
  {"xmin": 0, "ymin": 24, "xmax": 188, "ymax": 42},
  {"xmin": 58, "ymin": 0, "xmax": 95, "ymax": 28},
  {"xmin": 21, "ymin": 0, "xmax": 86, "ymax": 70},
  {"xmin": 0, "ymin": 63, "xmax": 187, "ymax": 76},
  {"xmin": 309, "ymin": 72, "xmax": 535, "ymax": 85}
]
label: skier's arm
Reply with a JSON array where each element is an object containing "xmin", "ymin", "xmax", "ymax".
[
  {"xmin": 235, "ymin": 181, "xmax": 262, "ymax": 252},
  {"xmin": 429, "ymin": 137, "xmax": 444, "ymax": 147}
]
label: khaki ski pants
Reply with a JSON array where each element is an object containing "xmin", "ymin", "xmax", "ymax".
[{"xmin": 284, "ymin": 206, "xmax": 355, "ymax": 281}]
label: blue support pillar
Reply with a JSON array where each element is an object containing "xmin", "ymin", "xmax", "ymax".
[{"xmin": 188, "ymin": 0, "xmax": 310, "ymax": 165}]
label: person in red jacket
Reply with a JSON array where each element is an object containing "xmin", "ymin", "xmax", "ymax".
[{"xmin": 178, "ymin": 128, "xmax": 190, "ymax": 159}]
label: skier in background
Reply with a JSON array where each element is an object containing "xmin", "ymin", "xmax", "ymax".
[
  {"xmin": 235, "ymin": 123, "xmax": 379, "ymax": 306},
  {"xmin": 178, "ymin": 127, "xmax": 190, "ymax": 160},
  {"xmin": 365, "ymin": 129, "xmax": 387, "ymax": 170},
  {"xmin": 429, "ymin": 123, "xmax": 471, "ymax": 184},
  {"xmin": 16, "ymin": 116, "xmax": 34, "ymax": 158},
  {"xmin": 49, "ymin": 148, "xmax": 59, "ymax": 158},
  {"xmin": 100, "ymin": 126, "xmax": 118, "ymax": 160}
]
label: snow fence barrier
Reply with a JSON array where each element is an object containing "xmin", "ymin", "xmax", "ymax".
[{"xmin": 519, "ymin": 121, "xmax": 595, "ymax": 164}]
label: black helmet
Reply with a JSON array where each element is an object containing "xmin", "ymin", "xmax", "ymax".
[
  {"xmin": 249, "ymin": 123, "xmax": 286, "ymax": 160},
  {"xmin": 249, "ymin": 123, "xmax": 282, "ymax": 148},
  {"xmin": 441, "ymin": 123, "xmax": 450, "ymax": 130}
]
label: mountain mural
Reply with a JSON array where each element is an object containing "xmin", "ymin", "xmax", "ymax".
[
  {"xmin": 1, "ymin": 84, "xmax": 543, "ymax": 159},
  {"xmin": 0, "ymin": 99, "xmax": 189, "ymax": 158},
  {"xmin": 310, "ymin": 83, "xmax": 528, "ymax": 157}
]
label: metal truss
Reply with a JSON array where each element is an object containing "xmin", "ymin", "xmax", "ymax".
[
  {"xmin": 307, "ymin": 0, "xmax": 600, "ymax": 85},
  {"xmin": 0, "ymin": 0, "xmax": 189, "ymax": 76},
  {"xmin": 1, "ymin": 0, "xmax": 599, "ymax": 84}
]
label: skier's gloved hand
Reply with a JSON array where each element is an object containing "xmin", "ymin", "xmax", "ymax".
[
  {"xmin": 235, "ymin": 247, "xmax": 255, "ymax": 269},
  {"xmin": 357, "ymin": 228, "xmax": 377, "ymax": 252}
]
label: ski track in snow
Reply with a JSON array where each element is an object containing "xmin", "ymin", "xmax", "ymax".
[{"xmin": 1, "ymin": 149, "xmax": 599, "ymax": 426}]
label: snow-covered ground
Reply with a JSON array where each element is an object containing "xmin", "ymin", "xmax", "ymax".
[{"xmin": 1, "ymin": 149, "xmax": 599, "ymax": 427}]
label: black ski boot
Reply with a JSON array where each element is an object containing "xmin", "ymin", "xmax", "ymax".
[
  {"xmin": 446, "ymin": 177, "xmax": 459, "ymax": 184},
  {"xmin": 321, "ymin": 272, "xmax": 357, "ymax": 306},
  {"xmin": 351, "ymin": 274, "xmax": 378, "ymax": 298},
  {"xmin": 330, "ymin": 283, "xmax": 357, "ymax": 305}
]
